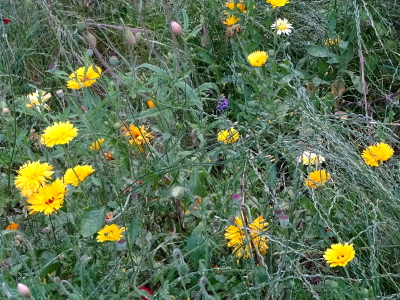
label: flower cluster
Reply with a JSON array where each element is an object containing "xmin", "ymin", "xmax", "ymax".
[
  {"xmin": 26, "ymin": 90, "xmax": 51, "ymax": 111},
  {"xmin": 217, "ymin": 95, "xmax": 229, "ymax": 112},
  {"xmin": 121, "ymin": 124, "xmax": 154, "ymax": 149},
  {"xmin": 217, "ymin": 128, "xmax": 239, "ymax": 144}
]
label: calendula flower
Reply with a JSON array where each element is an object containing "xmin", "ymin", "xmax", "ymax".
[
  {"xmin": 27, "ymin": 179, "xmax": 67, "ymax": 215},
  {"xmin": 225, "ymin": 216, "xmax": 269, "ymax": 258},
  {"xmin": 247, "ymin": 51, "xmax": 268, "ymax": 67},
  {"xmin": 66, "ymin": 65, "xmax": 102, "ymax": 90},
  {"xmin": 361, "ymin": 142, "xmax": 394, "ymax": 167},
  {"xmin": 104, "ymin": 151, "xmax": 114, "ymax": 160},
  {"xmin": 6, "ymin": 223, "xmax": 18, "ymax": 230},
  {"xmin": 323, "ymin": 242, "xmax": 355, "ymax": 267},
  {"xmin": 304, "ymin": 170, "xmax": 331, "ymax": 188},
  {"xmin": 26, "ymin": 90, "xmax": 51, "ymax": 110},
  {"xmin": 298, "ymin": 151, "xmax": 325, "ymax": 166},
  {"xmin": 267, "ymin": 0, "xmax": 289, "ymax": 9},
  {"xmin": 40, "ymin": 121, "xmax": 78, "ymax": 147},
  {"xmin": 64, "ymin": 165, "xmax": 95, "ymax": 187},
  {"xmin": 90, "ymin": 139, "xmax": 105, "ymax": 151},
  {"xmin": 271, "ymin": 18, "xmax": 293, "ymax": 35},
  {"xmin": 223, "ymin": 15, "xmax": 240, "ymax": 26},
  {"xmin": 14, "ymin": 161, "xmax": 54, "ymax": 197},
  {"xmin": 147, "ymin": 100, "xmax": 155, "ymax": 108},
  {"xmin": 121, "ymin": 124, "xmax": 154, "ymax": 147},
  {"xmin": 226, "ymin": 1, "xmax": 247, "ymax": 12},
  {"xmin": 96, "ymin": 224, "xmax": 126, "ymax": 242},
  {"xmin": 217, "ymin": 128, "xmax": 239, "ymax": 144}
]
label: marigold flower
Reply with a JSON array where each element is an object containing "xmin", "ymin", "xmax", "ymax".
[
  {"xmin": 271, "ymin": 18, "xmax": 293, "ymax": 35},
  {"xmin": 361, "ymin": 142, "xmax": 394, "ymax": 167},
  {"xmin": 225, "ymin": 1, "xmax": 247, "ymax": 12},
  {"xmin": 217, "ymin": 128, "xmax": 239, "ymax": 144},
  {"xmin": 223, "ymin": 15, "xmax": 240, "ymax": 26},
  {"xmin": 267, "ymin": 0, "xmax": 289, "ymax": 9},
  {"xmin": 26, "ymin": 90, "xmax": 51, "ymax": 110},
  {"xmin": 64, "ymin": 165, "xmax": 95, "ymax": 187},
  {"xmin": 121, "ymin": 124, "xmax": 154, "ymax": 147},
  {"xmin": 247, "ymin": 51, "xmax": 268, "ymax": 67},
  {"xmin": 298, "ymin": 151, "xmax": 325, "ymax": 166},
  {"xmin": 40, "ymin": 121, "xmax": 78, "ymax": 147},
  {"xmin": 27, "ymin": 179, "xmax": 66, "ymax": 215},
  {"xmin": 97, "ymin": 224, "xmax": 126, "ymax": 242},
  {"xmin": 66, "ymin": 65, "xmax": 102, "ymax": 90},
  {"xmin": 147, "ymin": 100, "xmax": 155, "ymax": 108},
  {"xmin": 304, "ymin": 170, "xmax": 331, "ymax": 188},
  {"xmin": 323, "ymin": 242, "xmax": 355, "ymax": 267},
  {"xmin": 6, "ymin": 223, "xmax": 18, "ymax": 230},
  {"xmin": 225, "ymin": 216, "xmax": 269, "ymax": 258},
  {"xmin": 15, "ymin": 161, "xmax": 54, "ymax": 197},
  {"xmin": 89, "ymin": 138, "xmax": 105, "ymax": 151}
]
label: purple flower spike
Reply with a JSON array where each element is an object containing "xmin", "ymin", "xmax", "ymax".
[{"xmin": 217, "ymin": 95, "xmax": 229, "ymax": 112}]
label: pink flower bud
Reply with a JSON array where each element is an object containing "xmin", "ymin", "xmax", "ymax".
[
  {"xmin": 171, "ymin": 21, "xmax": 182, "ymax": 36},
  {"xmin": 17, "ymin": 283, "xmax": 32, "ymax": 299}
]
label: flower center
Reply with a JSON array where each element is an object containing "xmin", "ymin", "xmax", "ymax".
[
  {"xmin": 278, "ymin": 24, "xmax": 287, "ymax": 30},
  {"xmin": 46, "ymin": 197, "xmax": 55, "ymax": 205}
]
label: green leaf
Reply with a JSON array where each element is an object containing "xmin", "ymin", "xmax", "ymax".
[
  {"xmin": 80, "ymin": 207, "xmax": 107, "ymax": 237},
  {"xmin": 306, "ymin": 45, "xmax": 335, "ymax": 57},
  {"xmin": 49, "ymin": 146, "xmax": 65, "ymax": 158},
  {"xmin": 182, "ymin": 9, "xmax": 189, "ymax": 31},
  {"xmin": 128, "ymin": 216, "xmax": 140, "ymax": 243}
]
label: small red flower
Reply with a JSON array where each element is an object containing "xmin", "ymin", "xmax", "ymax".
[
  {"xmin": 139, "ymin": 286, "xmax": 153, "ymax": 300},
  {"xmin": 3, "ymin": 19, "xmax": 10, "ymax": 24}
]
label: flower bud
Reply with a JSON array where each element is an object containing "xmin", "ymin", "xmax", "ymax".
[
  {"xmin": 84, "ymin": 32, "xmax": 97, "ymax": 48},
  {"xmin": 109, "ymin": 56, "xmax": 119, "ymax": 66},
  {"xmin": 2, "ymin": 108, "xmax": 10, "ymax": 116},
  {"xmin": 86, "ymin": 49, "xmax": 93, "ymax": 57},
  {"xmin": 17, "ymin": 283, "xmax": 32, "ymax": 299},
  {"xmin": 56, "ymin": 89, "xmax": 64, "ymax": 98},
  {"xmin": 53, "ymin": 276, "xmax": 61, "ymax": 284},
  {"xmin": 171, "ymin": 21, "xmax": 182, "ymax": 36},
  {"xmin": 59, "ymin": 254, "xmax": 65, "ymax": 261},
  {"xmin": 279, "ymin": 214, "xmax": 289, "ymax": 228},
  {"xmin": 171, "ymin": 186, "xmax": 185, "ymax": 199},
  {"xmin": 76, "ymin": 20, "xmax": 86, "ymax": 31},
  {"xmin": 124, "ymin": 30, "xmax": 136, "ymax": 45}
]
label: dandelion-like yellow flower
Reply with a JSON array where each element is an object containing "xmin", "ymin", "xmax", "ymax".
[
  {"xmin": 225, "ymin": 216, "xmax": 269, "ymax": 258},
  {"xmin": 223, "ymin": 15, "xmax": 240, "ymax": 26},
  {"xmin": 298, "ymin": 151, "xmax": 325, "ymax": 166},
  {"xmin": 40, "ymin": 121, "xmax": 78, "ymax": 147},
  {"xmin": 304, "ymin": 170, "xmax": 331, "ymax": 188},
  {"xmin": 27, "ymin": 179, "xmax": 66, "ymax": 215},
  {"xmin": 64, "ymin": 165, "xmax": 95, "ymax": 187},
  {"xmin": 226, "ymin": 1, "xmax": 247, "ymax": 12},
  {"xmin": 14, "ymin": 161, "xmax": 54, "ymax": 197},
  {"xmin": 271, "ymin": 18, "xmax": 293, "ymax": 35},
  {"xmin": 217, "ymin": 128, "xmax": 239, "ymax": 144},
  {"xmin": 90, "ymin": 139, "xmax": 105, "ymax": 151},
  {"xmin": 121, "ymin": 124, "xmax": 154, "ymax": 147},
  {"xmin": 96, "ymin": 224, "xmax": 126, "ymax": 242},
  {"xmin": 323, "ymin": 242, "xmax": 355, "ymax": 267},
  {"xmin": 26, "ymin": 90, "xmax": 51, "ymax": 110},
  {"xmin": 247, "ymin": 51, "xmax": 268, "ymax": 67},
  {"xmin": 66, "ymin": 65, "xmax": 102, "ymax": 90},
  {"xmin": 361, "ymin": 142, "xmax": 394, "ymax": 167},
  {"xmin": 267, "ymin": 0, "xmax": 289, "ymax": 9},
  {"xmin": 6, "ymin": 223, "xmax": 18, "ymax": 230}
]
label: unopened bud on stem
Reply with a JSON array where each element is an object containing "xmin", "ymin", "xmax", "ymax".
[
  {"xmin": 17, "ymin": 283, "xmax": 32, "ymax": 299},
  {"xmin": 171, "ymin": 21, "xmax": 182, "ymax": 36}
]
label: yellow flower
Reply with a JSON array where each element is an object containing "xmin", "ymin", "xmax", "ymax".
[
  {"xmin": 223, "ymin": 15, "xmax": 240, "ymax": 26},
  {"xmin": 64, "ymin": 165, "xmax": 95, "ymax": 187},
  {"xmin": 361, "ymin": 142, "xmax": 394, "ymax": 167},
  {"xmin": 323, "ymin": 242, "xmax": 355, "ymax": 267},
  {"xmin": 40, "ymin": 121, "xmax": 78, "ymax": 147},
  {"xmin": 225, "ymin": 1, "xmax": 247, "ymax": 12},
  {"xmin": 96, "ymin": 224, "xmax": 126, "ymax": 242},
  {"xmin": 271, "ymin": 18, "xmax": 293, "ymax": 35},
  {"xmin": 266, "ymin": 0, "xmax": 289, "ymax": 9},
  {"xmin": 298, "ymin": 151, "xmax": 325, "ymax": 166},
  {"xmin": 325, "ymin": 37, "xmax": 339, "ymax": 46},
  {"xmin": 217, "ymin": 128, "xmax": 239, "ymax": 144},
  {"xmin": 304, "ymin": 170, "xmax": 331, "ymax": 188},
  {"xmin": 27, "ymin": 179, "xmax": 66, "ymax": 215},
  {"xmin": 225, "ymin": 216, "xmax": 269, "ymax": 258},
  {"xmin": 14, "ymin": 161, "xmax": 54, "ymax": 197},
  {"xmin": 90, "ymin": 139, "xmax": 105, "ymax": 151},
  {"xmin": 6, "ymin": 223, "xmax": 18, "ymax": 230},
  {"xmin": 121, "ymin": 124, "xmax": 154, "ymax": 147},
  {"xmin": 247, "ymin": 51, "xmax": 268, "ymax": 67},
  {"xmin": 147, "ymin": 100, "xmax": 155, "ymax": 108},
  {"xmin": 26, "ymin": 90, "xmax": 51, "ymax": 110},
  {"xmin": 66, "ymin": 65, "xmax": 102, "ymax": 90}
]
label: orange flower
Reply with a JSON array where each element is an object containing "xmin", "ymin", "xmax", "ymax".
[
  {"xmin": 6, "ymin": 223, "xmax": 18, "ymax": 230},
  {"xmin": 147, "ymin": 100, "xmax": 155, "ymax": 108}
]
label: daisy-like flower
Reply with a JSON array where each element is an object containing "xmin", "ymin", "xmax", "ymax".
[
  {"xmin": 323, "ymin": 242, "xmax": 355, "ymax": 267},
  {"xmin": 96, "ymin": 224, "xmax": 126, "ymax": 242},
  {"xmin": 121, "ymin": 124, "xmax": 154, "ymax": 147},
  {"xmin": 27, "ymin": 179, "xmax": 67, "ymax": 215},
  {"xmin": 217, "ymin": 128, "xmax": 240, "ymax": 144},
  {"xmin": 66, "ymin": 65, "xmax": 102, "ymax": 90},
  {"xmin": 225, "ymin": 216, "xmax": 269, "ymax": 258},
  {"xmin": 271, "ymin": 18, "xmax": 293, "ymax": 35},
  {"xmin": 304, "ymin": 170, "xmax": 331, "ymax": 188},
  {"xmin": 40, "ymin": 121, "xmax": 78, "ymax": 147},
  {"xmin": 361, "ymin": 142, "xmax": 394, "ymax": 167},
  {"xmin": 247, "ymin": 51, "xmax": 268, "ymax": 67},
  {"xmin": 6, "ymin": 223, "xmax": 18, "ymax": 230},
  {"xmin": 223, "ymin": 15, "xmax": 240, "ymax": 26},
  {"xmin": 26, "ymin": 90, "xmax": 51, "ymax": 110},
  {"xmin": 267, "ymin": 0, "xmax": 289, "ymax": 9},
  {"xmin": 89, "ymin": 139, "xmax": 105, "ymax": 151},
  {"xmin": 298, "ymin": 151, "xmax": 325, "ymax": 166},
  {"xmin": 226, "ymin": 1, "xmax": 247, "ymax": 12},
  {"xmin": 64, "ymin": 165, "xmax": 95, "ymax": 187},
  {"xmin": 14, "ymin": 161, "xmax": 54, "ymax": 197}
]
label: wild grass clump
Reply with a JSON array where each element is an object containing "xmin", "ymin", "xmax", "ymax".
[{"xmin": 1, "ymin": 0, "xmax": 400, "ymax": 299}]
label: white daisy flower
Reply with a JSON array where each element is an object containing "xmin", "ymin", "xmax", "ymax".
[{"xmin": 271, "ymin": 18, "xmax": 293, "ymax": 35}]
